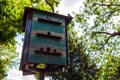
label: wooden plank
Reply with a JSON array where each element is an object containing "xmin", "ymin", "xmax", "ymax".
[
  {"xmin": 38, "ymin": 17, "xmax": 63, "ymax": 25},
  {"xmin": 27, "ymin": 54, "xmax": 67, "ymax": 65},
  {"xmin": 36, "ymin": 32, "xmax": 62, "ymax": 40},
  {"xmin": 20, "ymin": 13, "xmax": 32, "ymax": 69},
  {"xmin": 23, "ymin": 70, "xmax": 37, "ymax": 75},
  {"xmin": 29, "ymin": 34, "xmax": 66, "ymax": 50},
  {"xmin": 28, "ymin": 46, "xmax": 66, "ymax": 57},
  {"xmin": 31, "ymin": 30, "xmax": 65, "ymax": 39},
  {"xmin": 35, "ymin": 50, "xmax": 62, "ymax": 56},
  {"xmin": 33, "ymin": 12, "xmax": 65, "ymax": 23},
  {"xmin": 32, "ymin": 20, "xmax": 65, "ymax": 34}
]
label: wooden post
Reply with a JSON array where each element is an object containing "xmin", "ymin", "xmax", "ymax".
[{"xmin": 39, "ymin": 73, "xmax": 44, "ymax": 80}]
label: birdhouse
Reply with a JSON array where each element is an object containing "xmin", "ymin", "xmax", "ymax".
[{"xmin": 20, "ymin": 7, "xmax": 72, "ymax": 75}]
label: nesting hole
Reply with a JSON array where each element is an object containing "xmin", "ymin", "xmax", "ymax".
[
  {"xmin": 54, "ymin": 49, "xmax": 56, "ymax": 53},
  {"xmin": 46, "ymin": 16, "xmax": 50, "ymax": 20},
  {"xmin": 47, "ymin": 32, "xmax": 51, "ymax": 36},
  {"xmin": 59, "ymin": 20, "xmax": 63, "ymax": 23},
  {"xmin": 40, "ymin": 48, "xmax": 43, "ymax": 51},
  {"xmin": 47, "ymin": 47, "xmax": 50, "ymax": 52}
]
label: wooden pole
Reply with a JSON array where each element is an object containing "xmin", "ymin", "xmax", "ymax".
[{"xmin": 39, "ymin": 73, "xmax": 44, "ymax": 80}]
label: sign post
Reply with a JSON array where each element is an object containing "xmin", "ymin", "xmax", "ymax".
[
  {"xmin": 40, "ymin": 73, "xmax": 44, "ymax": 80},
  {"xmin": 19, "ymin": 7, "xmax": 72, "ymax": 79}
]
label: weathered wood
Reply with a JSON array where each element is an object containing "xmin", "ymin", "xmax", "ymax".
[
  {"xmin": 38, "ymin": 17, "xmax": 63, "ymax": 25},
  {"xmin": 27, "ymin": 54, "xmax": 67, "ymax": 65},
  {"xmin": 22, "ymin": 7, "xmax": 72, "ymax": 32},
  {"xmin": 35, "ymin": 49, "xmax": 62, "ymax": 56},
  {"xmin": 20, "ymin": 7, "xmax": 72, "ymax": 76},
  {"xmin": 36, "ymin": 32, "xmax": 62, "ymax": 40}
]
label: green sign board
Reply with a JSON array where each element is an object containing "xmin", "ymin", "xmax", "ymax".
[{"xmin": 20, "ymin": 7, "xmax": 72, "ymax": 74}]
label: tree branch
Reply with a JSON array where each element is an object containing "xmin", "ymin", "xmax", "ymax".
[
  {"xmin": 103, "ymin": 9, "xmax": 120, "ymax": 16},
  {"xmin": 93, "ymin": 3, "xmax": 120, "ymax": 16},
  {"xmin": 94, "ymin": 2, "xmax": 120, "ymax": 6},
  {"xmin": 92, "ymin": 32, "xmax": 120, "ymax": 49},
  {"xmin": 45, "ymin": 0, "xmax": 54, "ymax": 13},
  {"xmin": 92, "ymin": 32, "xmax": 112, "ymax": 35},
  {"xmin": 99, "ymin": 35, "xmax": 113, "ymax": 49}
]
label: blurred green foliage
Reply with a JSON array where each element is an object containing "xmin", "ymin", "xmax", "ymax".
[{"xmin": 51, "ymin": 0, "xmax": 120, "ymax": 80}]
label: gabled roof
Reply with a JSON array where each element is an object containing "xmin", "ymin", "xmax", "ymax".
[{"xmin": 22, "ymin": 7, "xmax": 73, "ymax": 32}]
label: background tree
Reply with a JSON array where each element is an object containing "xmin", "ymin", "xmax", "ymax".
[
  {"xmin": 32, "ymin": 0, "xmax": 61, "ymax": 12},
  {"xmin": 0, "ymin": 0, "xmax": 32, "ymax": 79},
  {"xmin": 51, "ymin": 0, "xmax": 120, "ymax": 80},
  {"xmin": 79, "ymin": 0, "xmax": 120, "ymax": 79}
]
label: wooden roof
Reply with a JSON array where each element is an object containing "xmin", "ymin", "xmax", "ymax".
[{"xmin": 22, "ymin": 7, "xmax": 73, "ymax": 32}]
